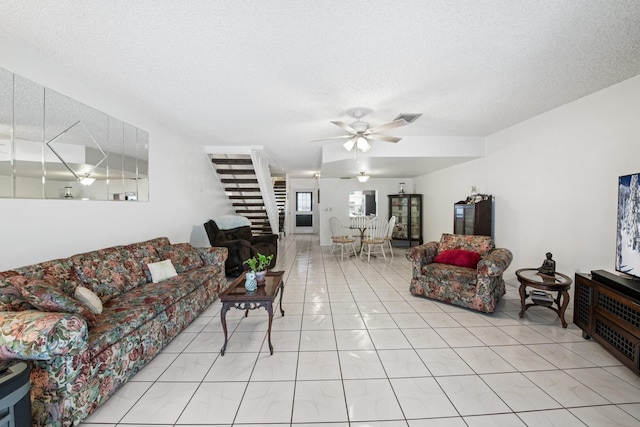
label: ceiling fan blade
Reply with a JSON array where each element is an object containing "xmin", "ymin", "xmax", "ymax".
[
  {"xmin": 331, "ymin": 121, "xmax": 356, "ymax": 133},
  {"xmin": 366, "ymin": 134, "xmax": 401, "ymax": 143},
  {"xmin": 343, "ymin": 137, "xmax": 356, "ymax": 151},
  {"xmin": 311, "ymin": 135, "xmax": 354, "ymax": 142},
  {"xmin": 365, "ymin": 119, "xmax": 409, "ymax": 134}
]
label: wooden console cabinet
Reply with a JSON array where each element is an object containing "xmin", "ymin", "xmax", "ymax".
[
  {"xmin": 453, "ymin": 196, "xmax": 492, "ymax": 236},
  {"xmin": 574, "ymin": 273, "xmax": 640, "ymax": 375}
]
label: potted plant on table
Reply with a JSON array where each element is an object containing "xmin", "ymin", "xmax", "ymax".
[{"xmin": 243, "ymin": 252, "xmax": 274, "ymax": 289}]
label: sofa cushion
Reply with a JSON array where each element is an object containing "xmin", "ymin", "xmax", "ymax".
[
  {"xmin": 156, "ymin": 243, "xmax": 204, "ymax": 274},
  {"xmin": 434, "ymin": 249, "xmax": 481, "ymax": 269},
  {"xmin": 439, "ymin": 233, "xmax": 495, "ymax": 257},
  {"xmin": 122, "ymin": 240, "xmax": 163, "ymax": 284},
  {"xmin": 117, "ymin": 246, "xmax": 153, "ymax": 289},
  {"xmin": 14, "ymin": 258, "xmax": 81, "ymax": 296},
  {"xmin": 17, "ymin": 279, "xmax": 96, "ymax": 326},
  {"xmin": 71, "ymin": 248, "xmax": 132, "ymax": 304},
  {"xmin": 86, "ymin": 265, "xmax": 216, "ymax": 355},
  {"xmin": 0, "ymin": 273, "xmax": 35, "ymax": 311},
  {"xmin": 87, "ymin": 303, "xmax": 157, "ymax": 356},
  {"xmin": 422, "ymin": 263, "xmax": 478, "ymax": 287}
]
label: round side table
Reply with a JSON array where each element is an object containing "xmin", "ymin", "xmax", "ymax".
[{"xmin": 515, "ymin": 268, "xmax": 572, "ymax": 328}]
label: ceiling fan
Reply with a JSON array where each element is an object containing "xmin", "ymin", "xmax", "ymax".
[{"xmin": 313, "ymin": 108, "xmax": 420, "ymax": 152}]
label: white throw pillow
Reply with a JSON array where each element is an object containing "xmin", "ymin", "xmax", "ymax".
[
  {"xmin": 74, "ymin": 286, "xmax": 103, "ymax": 315},
  {"xmin": 147, "ymin": 259, "xmax": 178, "ymax": 283}
]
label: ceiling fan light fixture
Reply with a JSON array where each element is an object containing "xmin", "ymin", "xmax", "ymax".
[
  {"xmin": 356, "ymin": 171, "xmax": 370, "ymax": 183},
  {"xmin": 356, "ymin": 136, "xmax": 371, "ymax": 152},
  {"xmin": 343, "ymin": 138, "xmax": 356, "ymax": 151},
  {"xmin": 80, "ymin": 175, "xmax": 95, "ymax": 186}
]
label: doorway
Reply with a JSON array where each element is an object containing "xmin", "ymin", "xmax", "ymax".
[{"xmin": 294, "ymin": 190, "xmax": 314, "ymax": 234}]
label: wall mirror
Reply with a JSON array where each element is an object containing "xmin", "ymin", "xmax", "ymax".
[
  {"xmin": 349, "ymin": 190, "xmax": 377, "ymax": 216},
  {"xmin": 0, "ymin": 67, "xmax": 149, "ymax": 201}
]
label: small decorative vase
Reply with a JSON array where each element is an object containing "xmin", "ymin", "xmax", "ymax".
[
  {"xmin": 245, "ymin": 271, "xmax": 258, "ymax": 292},
  {"xmin": 255, "ymin": 270, "xmax": 267, "ymax": 284}
]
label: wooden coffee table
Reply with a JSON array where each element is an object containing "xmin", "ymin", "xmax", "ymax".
[
  {"xmin": 516, "ymin": 268, "xmax": 572, "ymax": 328},
  {"xmin": 219, "ymin": 270, "xmax": 285, "ymax": 355}
]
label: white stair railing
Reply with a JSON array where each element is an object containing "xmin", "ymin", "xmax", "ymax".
[{"xmin": 250, "ymin": 150, "xmax": 279, "ymax": 236}]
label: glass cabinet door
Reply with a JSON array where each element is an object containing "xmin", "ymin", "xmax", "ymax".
[
  {"xmin": 410, "ymin": 197, "xmax": 420, "ymax": 239},
  {"xmin": 390, "ymin": 196, "xmax": 408, "ymax": 239}
]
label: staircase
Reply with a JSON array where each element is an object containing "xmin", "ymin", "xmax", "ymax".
[{"xmin": 210, "ymin": 154, "xmax": 283, "ymax": 236}]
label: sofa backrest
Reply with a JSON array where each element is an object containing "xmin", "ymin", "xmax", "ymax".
[
  {"xmin": 0, "ymin": 257, "xmax": 84, "ymax": 311},
  {"xmin": 439, "ymin": 233, "xmax": 495, "ymax": 257}
]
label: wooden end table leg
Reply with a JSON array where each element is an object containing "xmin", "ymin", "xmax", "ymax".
[
  {"xmin": 266, "ymin": 301, "xmax": 274, "ymax": 355},
  {"xmin": 518, "ymin": 282, "xmax": 527, "ymax": 318},
  {"xmin": 220, "ymin": 302, "xmax": 230, "ymax": 355},
  {"xmin": 559, "ymin": 290, "xmax": 570, "ymax": 328},
  {"xmin": 279, "ymin": 282, "xmax": 285, "ymax": 316}
]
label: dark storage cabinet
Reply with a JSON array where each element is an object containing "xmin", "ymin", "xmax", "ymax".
[
  {"xmin": 574, "ymin": 273, "xmax": 640, "ymax": 375},
  {"xmin": 453, "ymin": 196, "xmax": 492, "ymax": 236},
  {"xmin": 388, "ymin": 194, "xmax": 423, "ymax": 246}
]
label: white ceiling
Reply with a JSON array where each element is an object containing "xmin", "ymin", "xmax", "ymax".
[{"xmin": 1, "ymin": 1, "xmax": 640, "ymax": 178}]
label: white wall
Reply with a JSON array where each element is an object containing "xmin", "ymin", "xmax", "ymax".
[
  {"xmin": 318, "ymin": 177, "xmax": 414, "ymax": 245},
  {"xmin": 0, "ymin": 37, "xmax": 233, "ymax": 270},
  {"xmin": 414, "ymin": 74, "xmax": 640, "ymax": 281}
]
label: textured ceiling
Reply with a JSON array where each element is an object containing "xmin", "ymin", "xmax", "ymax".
[{"xmin": 1, "ymin": 1, "xmax": 640, "ymax": 178}]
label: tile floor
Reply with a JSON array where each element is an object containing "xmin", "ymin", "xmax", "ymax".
[{"xmin": 81, "ymin": 235, "xmax": 640, "ymax": 427}]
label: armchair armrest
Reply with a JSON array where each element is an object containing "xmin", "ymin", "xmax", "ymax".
[
  {"xmin": 477, "ymin": 248, "xmax": 513, "ymax": 277},
  {"xmin": 196, "ymin": 246, "xmax": 228, "ymax": 268},
  {"xmin": 406, "ymin": 242, "xmax": 440, "ymax": 277},
  {"xmin": 0, "ymin": 310, "xmax": 88, "ymax": 360},
  {"xmin": 406, "ymin": 242, "xmax": 439, "ymax": 264}
]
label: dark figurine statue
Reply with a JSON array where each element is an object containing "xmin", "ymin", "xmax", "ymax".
[{"xmin": 537, "ymin": 252, "xmax": 556, "ymax": 276}]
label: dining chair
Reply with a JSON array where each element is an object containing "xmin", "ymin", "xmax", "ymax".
[
  {"xmin": 360, "ymin": 217, "xmax": 388, "ymax": 261},
  {"xmin": 350, "ymin": 216, "xmax": 370, "ymax": 248},
  {"xmin": 329, "ymin": 217, "xmax": 357, "ymax": 260},
  {"xmin": 384, "ymin": 215, "xmax": 397, "ymax": 257}
]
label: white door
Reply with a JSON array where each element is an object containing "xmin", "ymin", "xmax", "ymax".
[{"xmin": 294, "ymin": 190, "xmax": 314, "ymax": 234}]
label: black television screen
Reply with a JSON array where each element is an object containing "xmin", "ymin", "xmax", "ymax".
[{"xmin": 616, "ymin": 172, "xmax": 640, "ymax": 278}]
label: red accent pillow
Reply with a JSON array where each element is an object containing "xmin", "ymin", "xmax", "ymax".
[{"xmin": 434, "ymin": 249, "xmax": 481, "ymax": 269}]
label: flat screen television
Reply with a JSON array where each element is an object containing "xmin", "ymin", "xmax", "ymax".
[{"xmin": 616, "ymin": 172, "xmax": 640, "ymax": 278}]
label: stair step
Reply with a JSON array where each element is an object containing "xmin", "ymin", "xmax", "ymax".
[
  {"xmin": 225, "ymin": 187, "xmax": 262, "ymax": 192},
  {"xmin": 211, "ymin": 158, "xmax": 253, "ymax": 165},
  {"xmin": 233, "ymin": 203, "xmax": 266, "ymax": 207},
  {"xmin": 217, "ymin": 169, "xmax": 256, "ymax": 175},
  {"xmin": 221, "ymin": 178, "xmax": 259, "ymax": 184},
  {"xmin": 229, "ymin": 195, "xmax": 263, "ymax": 200},
  {"xmin": 235, "ymin": 210, "xmax": 266, "ymax": 214}
]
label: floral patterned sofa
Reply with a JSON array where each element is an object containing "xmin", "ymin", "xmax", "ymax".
[
  {"xmin": 406, "ymin": 233, "xmax": 513, "ymax": 313},
  {"xmin": 0, "ymin": 237, "xmax": 228, "ymax": 427}
]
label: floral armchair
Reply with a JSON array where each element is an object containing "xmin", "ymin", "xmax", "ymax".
[{"xmin": 406, "ymin": 233, "xmax": 513, "ymax": 313}]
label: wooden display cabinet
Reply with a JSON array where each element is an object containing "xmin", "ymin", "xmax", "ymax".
[
  {"xmin": 388, "ymin": 194, "xmax": 423, "ymax": 247},
  {"xmin": 453, "ymin": 196, "xmax": 492, "ymax": 236}
]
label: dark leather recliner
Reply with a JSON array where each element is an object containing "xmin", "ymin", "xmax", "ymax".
[{"xmin": 204, "ymin": 219, "xmax": 278, "ymax": 277}]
